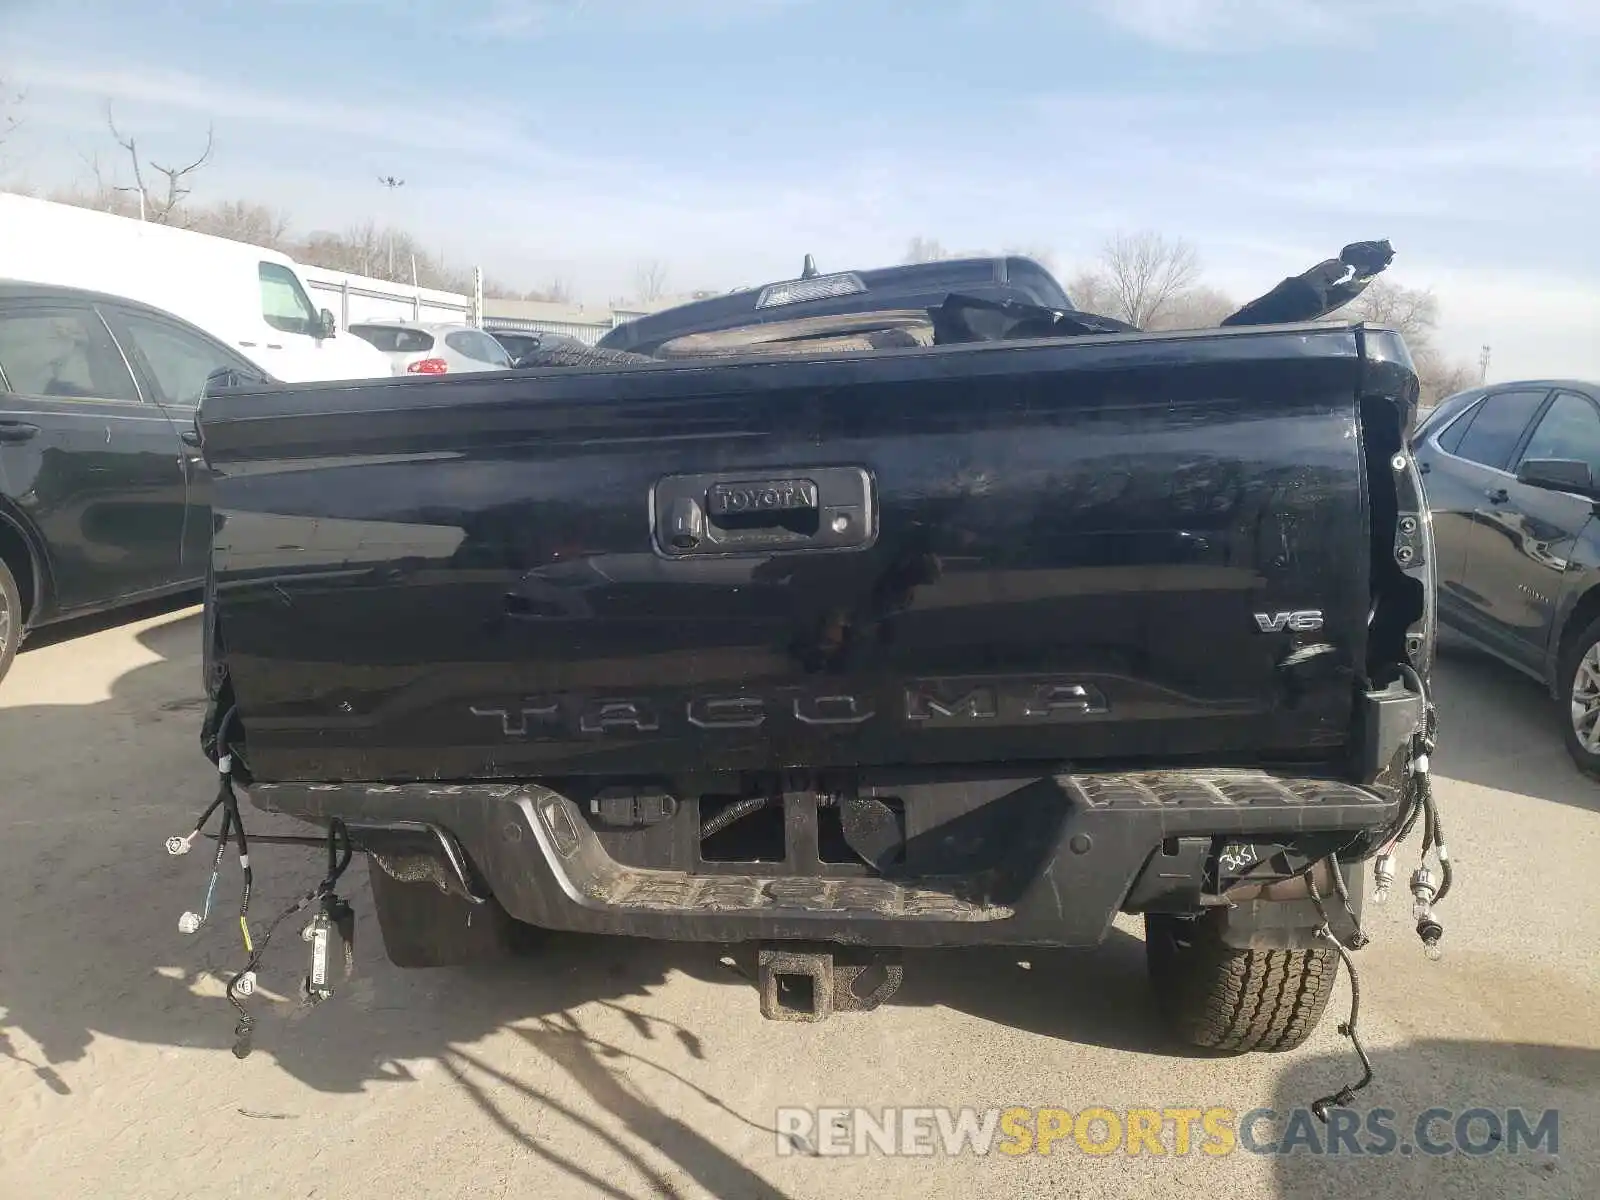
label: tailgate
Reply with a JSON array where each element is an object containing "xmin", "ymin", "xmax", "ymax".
[{"xmin": 202, "ymin": 324, "xmax": 1377, "ymax": 782}]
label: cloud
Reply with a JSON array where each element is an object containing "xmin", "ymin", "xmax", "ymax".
[
  {"xmin": 1412, "ymin": 265, "xmax": 1600, "ymax": 380},
  {"xmin": 9, "ymin": 61, "xmax": 535, "ymax": 161},
  {"xmin": 1088, "ymin": 0, "xmax": 1352, "ymax": 50},
  {"xmin": 265, "ymin": 0, "xmax": 811, "ymax": 40},
  {"xmin": 5, "ymin": 18, "xmax": 1597, "ymax": 380},
  {"xmin": 1089, "ymin": 0, "xmax": 1600, "ymax": 50}
]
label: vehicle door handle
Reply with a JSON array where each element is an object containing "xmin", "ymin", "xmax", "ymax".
[
  {"xmin": 0, "ymin": 421, "xmax": 39, "ymax": 443},
  {"xmin": 653, "ymin": 467, "xmax": 876, "ymax": 556},
  {"xmin": 1417, "ymin": 460, "xmax": 1431, "ymax": 475},
  {"xmin": 180, "ymin": 429, "xmax": 202, "ymax": 448},
  {"xmin": 1485, "ymin": 487, "xmax": 1509, "ymax": 504}
]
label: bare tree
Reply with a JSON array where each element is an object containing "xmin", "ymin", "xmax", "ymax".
[
  {"xmin": 1145, "ymin": 285, "xmax": 1237, "ymax": 331},
  {"xmin": 104, "ymin": 104, "xmax": 214, "ymax": 224},
  {"xmin": 1090, "ymin": 231, "xmax": 1201, "ymax": 328},
  {"xmin": 1328, "ymin": 278, "xmax": 1476, "ymax": 404},
  {"xmin": 298, "ymin": 222, "xmax": 384, "ymax": 277},
  {"xmin": 633, "ymin": 258, "xmax": 669, "ymax": 302},
  {"xmin": 1414, "ymin": 351, "xmax": 1479, "ymax": 406},
  {"xmin": 189, "ymin": 199, "xmax": 291, "ymax": 249},
  {"xmin": 482, "ymin": 276, "xmax": 574, "ymax": 303},
  {"xmin": 1328, "ymin": 278, "xmax": 1438, "ymax": 342},
  {"xmin": 501, "ymin": 277, "xmax": 575, "ymax": 304},
  {"xmin": 903, "ymin": 236, "xmax": 948, "ymax": 265},
  {"xmin": 1065, "ymin": 270, "xmax": 1119, "ymax": 318}
]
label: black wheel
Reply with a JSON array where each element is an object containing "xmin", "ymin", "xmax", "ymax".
[
  {"xmin": 1145, "ymin": 912, "xmax": 1338, "ymax": 1053},
  {"xmin": 0, "ymin": 556, "xmax": 22, "ymax": 687},
  {"xmin": 1558, "ymin": 612, "xmax": 1600, "ymax": 779},
  {"xmin": 366, "ymin": 858, "xmax": 539, "ymax": 969}
]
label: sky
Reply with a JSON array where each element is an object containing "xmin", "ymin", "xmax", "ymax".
[{"xmin": 1, "ymin": 0, "xmax": 1596, "ymax": 379}]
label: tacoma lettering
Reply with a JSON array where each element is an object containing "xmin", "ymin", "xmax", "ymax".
[
  {"xmin": 905, "ymin": 683, "xmax": 1000, "ymax": 722},
  {"xmin": 468, "ymin": 677, "xmax": 1110, "ymax": 737}
]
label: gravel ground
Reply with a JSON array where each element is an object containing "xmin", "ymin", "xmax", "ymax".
[{"xmin": 1, "ymin": 606, "xmax": 1596, "ymax": 1199}]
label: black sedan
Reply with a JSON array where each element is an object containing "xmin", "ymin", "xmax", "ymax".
[
  {"xmin": 0, "ymin": 280, "xmax": 269, "ymax": 684},
  {"xmin": 1413, "ymin": 379, "xmax": 1600, "ymax": 775}
]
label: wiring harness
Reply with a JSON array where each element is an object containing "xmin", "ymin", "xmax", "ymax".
[
  {"xmin": 1305, "ymin": 662, "xmax": 1452, "ymax": 1122},
  {"xmin": 167, "ymin": 706, "xmax": 355, "ymax": 1058}
]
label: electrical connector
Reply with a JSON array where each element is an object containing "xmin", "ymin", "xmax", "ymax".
[{"xmin": 1372, "ymin": 852, "xmax": 1396, "ymax": 903}]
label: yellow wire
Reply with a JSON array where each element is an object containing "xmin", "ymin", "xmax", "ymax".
[{"xmin": 240, "ymin": 916, "xmax": 254, "ymax": 954}]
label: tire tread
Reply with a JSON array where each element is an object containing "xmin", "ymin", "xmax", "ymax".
[{"xmin": 1147, "ymin": 914, "xmax": 1338, "ymax": 1053}]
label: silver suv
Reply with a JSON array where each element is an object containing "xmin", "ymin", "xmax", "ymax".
[{"xmin": 347, "ymin": 320, "xmax": 513, "ymax": 376}]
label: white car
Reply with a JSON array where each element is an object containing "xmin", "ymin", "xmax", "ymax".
[{"xmin": 347, "ymin": 320, "xmax": 514, "ymax": 376}]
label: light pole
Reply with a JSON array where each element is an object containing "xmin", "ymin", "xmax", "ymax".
[
  {"xmin": 378, "ymin": 175, "xmax": 405, "ymax": 278},
  {"xmin": 1478, "ymin": 345, "xmax": 1491, "ymax": 384}
]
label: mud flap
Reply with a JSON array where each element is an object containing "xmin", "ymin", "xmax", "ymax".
[{"xmin": 367, "ymin": 858, "xmax": 525, "ymax": 968}]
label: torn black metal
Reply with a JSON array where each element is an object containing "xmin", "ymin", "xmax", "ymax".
[{"xmin": 1221, "ymin": 240, "xmax": 1396, "ymax": 327}]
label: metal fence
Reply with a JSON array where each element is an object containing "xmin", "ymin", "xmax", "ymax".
[
  {"xmin": 301, "ymin": 268, "xmax": 480, "ymax": 330},
  {"xmin": 480, "ymin": 315, "xmax": 614, "ymax": 346}
]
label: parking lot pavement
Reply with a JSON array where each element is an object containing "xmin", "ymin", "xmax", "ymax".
[{"xmin": 1, "ymin": 608, "xmax": 1596, "ymax": 1200}]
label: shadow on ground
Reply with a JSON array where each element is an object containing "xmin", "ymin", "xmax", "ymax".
[
  {"xmin": 1267, "ymin": 1040, "xmax": 1595, "ymax": 1197},
  {"xmin": 10, "ymin": 612, "xmax": 1588, "ymax": 1195},
  {"xmin": 0, "ymin": 612, "xmax": 1188, "ymax": 1199},
  {"xmin": 15, "ymin": 589, "xmax": 202, "ymax": 655},
  {"xmin": 1430, "ymin": 637, "xmax": 1600, "ymax": 812}
]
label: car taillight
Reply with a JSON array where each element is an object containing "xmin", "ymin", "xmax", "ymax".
[{"xmin": 406, "ymin": 357, "xmax": 449, "ymax": 375}]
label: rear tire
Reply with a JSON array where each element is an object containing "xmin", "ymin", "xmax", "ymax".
[
  {"xmin": 367, "ymin": 859, "xmax": 538, "ymax": 969},
  {"xmin": 1145, "ymin": 912, "xmax": 1338, "ymax": 1053},
  {"xmin": 0, "ymin": 557, "xmax": 22, "ymax": 687},
  {"xmin": 1557, "ymin": 612, "xmax": 1600, "ymax": 780}
]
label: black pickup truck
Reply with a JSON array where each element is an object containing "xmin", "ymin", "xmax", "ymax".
[{"xmin": 192, "ymin": 250, "xmax": 1440, "ymax": 1054}]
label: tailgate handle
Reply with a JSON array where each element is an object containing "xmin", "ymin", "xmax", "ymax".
[{"xmin": 654, "ymin": 467, "xmax": 875, "ymax": 556}]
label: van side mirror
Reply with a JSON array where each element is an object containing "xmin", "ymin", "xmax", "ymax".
[
  {"xmin": 317, "ymin": 308, "xmax": 337, "ymax": 339},
  {"xmin": 1516, "ymin": 457, "xmax": 1596, "ymax": 497}
]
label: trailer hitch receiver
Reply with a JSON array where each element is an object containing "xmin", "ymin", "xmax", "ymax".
[{"xmin": 757, "ymin": 944, "xmax": 903, "ymax": 1022}]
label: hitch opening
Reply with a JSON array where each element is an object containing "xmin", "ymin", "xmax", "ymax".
[
  {"xmin": 756, "ymin": 944, "xmax": 904, "ymax": 1021},
  {"xmin": 759, "ymin": 947, "xmax": 835, "ymax": 1023}
]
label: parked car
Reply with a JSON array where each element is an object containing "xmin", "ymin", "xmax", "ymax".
[
  {"xmin": 347, "ymin": 320, "xmax": 513, "ymax": 375},
  {"xmin": 0, "ymin": 193, "xmax": 391, "ymax": 383},
  {"xmin": 485, "ymin": 327, "xmax": 554, "ymax": 363},
  {"xmin": 0, "ymin": 280, "xmax": 270, "ymax": 684},
  {"xmin": 1412, "ymin": 379, "xmax": 1600, "ymax": 775}
]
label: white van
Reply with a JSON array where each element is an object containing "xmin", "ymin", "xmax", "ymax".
[{"xmin": 0, "ymin": 192, "xmax": 391, "ymax": 382}]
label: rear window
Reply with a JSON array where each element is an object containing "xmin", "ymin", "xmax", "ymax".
[
  {"xmin": 350, "ymin": 325, "xmax": 435, "ymax": 353},
  {"xmin": 489, "ymin": 331, "xmax": 541, "ymax": 359},
  {"xmin": 445, "ymin": 329, "xmax": 512, "ymax": 366}
]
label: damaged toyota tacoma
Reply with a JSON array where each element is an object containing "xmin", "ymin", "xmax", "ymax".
[{"xmin": 182, "ymin": 242, "xmax": 1452, "ymax": 1068}]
